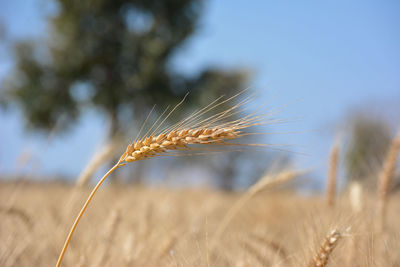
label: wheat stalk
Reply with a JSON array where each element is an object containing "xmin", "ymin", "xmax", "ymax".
[
  {"xmin": 376, "ymin": 129, "xmax": 400, "ymax": 232},
  {"xmin": 308, "ymin": 229, "xmax": 341, "ymax": 267},
  {"xmin": 326, "ymin": 141, "xmax": 339, "ymax": 208},
  {"xmin": 55, "ymin": 91, "xmax": 271, "ymax": 267},
  {"xmin": 76, "ymin": 139, "xmax": 117, "ymax": 187}
]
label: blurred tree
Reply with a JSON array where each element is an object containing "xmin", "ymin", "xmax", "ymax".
[
  {"xmin": 3, "ymin": 0, "xmax": 247, "ymax": 138},
  {"xmin": 2, "ymin": 0, "xmax": 250, "ymax": 188},
  {"xmin": 345, "ymin": 114, "xmax": 392, "ymax": 183}
]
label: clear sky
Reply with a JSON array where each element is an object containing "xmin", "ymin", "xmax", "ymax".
[{"xmin": 1, "ymin": 0, "xmax": 399, "ymax": 185}]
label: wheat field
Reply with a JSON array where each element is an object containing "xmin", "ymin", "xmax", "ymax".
[
  {"xmin": 1, "ymin": 179, "xmax": 399, "ymax": 267},
  {"xmin": 2, "ymin": 93, "xmax": 400, "ymax": 266}
]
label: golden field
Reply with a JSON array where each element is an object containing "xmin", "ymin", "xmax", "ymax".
[{"xmin": 1, "ymin": 180, "xmax": 399, "ymax": 266}]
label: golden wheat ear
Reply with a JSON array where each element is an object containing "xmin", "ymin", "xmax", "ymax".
[
  {"xmin": 55, "ymin": 90, "xmax": 276, "ymax": 267},
  {"xmin": 376, "ymin": 130, "xmax": 400, "ymax": 232},
  {"xmin": 308, "ymin": 229, "xmax": 342, "ymax": 267},
  {"xmin": 326, "ymin": 140, "xmax": 339, "ymax": 208}
]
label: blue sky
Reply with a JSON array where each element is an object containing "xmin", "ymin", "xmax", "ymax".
[{"xmin": 0, "ymin": 0, "xmax": 399, "ymax": 185}]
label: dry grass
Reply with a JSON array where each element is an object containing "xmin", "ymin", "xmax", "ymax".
[{"xmin": 1, "ymin": 180, "xmax": 400, "ymax": 266}]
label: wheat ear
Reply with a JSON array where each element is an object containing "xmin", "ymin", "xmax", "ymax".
[
  {"xmin": 56, "ymin": 92, "xmax": 268, "ymax": 267},
  {"xmin": 326, "ymin": 141, "xmax": 339, "ymax": 208},
  {"xmin": 308, "ymin": 229, "xmax": 341, "ymax": 267},
  {"xmin": 376, "ymin": 130, "xmax": 400, "ymax": 232}
]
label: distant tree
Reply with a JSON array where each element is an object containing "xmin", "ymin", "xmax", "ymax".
[
  {"xmin": 345, "ymin": 114, "xmax": 392, "ymax": 182},
  {"xmin": 2, "ymin": 0, "xmax": 251, "ymax": 188},
  {"xmin": 3, "ymin": 0, "xmax": 247, "ymax": 139}
]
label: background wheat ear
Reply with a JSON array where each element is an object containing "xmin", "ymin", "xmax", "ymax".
[
  {"xmin": 326, "ymin": 140, "xmax": 339, "ymax": 208},
  {"xmin": 308, "ymin": 229, "xmax": 342, "ymax": 267},
  {"xmin": 376, "ymin": 130, "xmax": 400, "ymax": 232},
  {"xmin": 75, "ymin": 138, "xmax": 118, "ymax": 187}
]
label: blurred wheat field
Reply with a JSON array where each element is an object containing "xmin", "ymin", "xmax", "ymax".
[
  {"xmin": 1, "ymin": 1, "xmax": 399, "ymax": 266},
  {"xmin": 1, "ymin": 180, "xmax": 399, "ymax": 266}
]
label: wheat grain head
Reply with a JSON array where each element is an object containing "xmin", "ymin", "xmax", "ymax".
[
  {"xmin": 308, "ymin": 229, "xmax": 341, "ymax": 267},
  {"xmin": 326, "ymin": 141, "xmax": 339, "ymax": 208},
  {"xmin": 376, "ymin": 130, "xmax": 400, "ymax": 232}
]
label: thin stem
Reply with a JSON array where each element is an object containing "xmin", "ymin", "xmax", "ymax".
[{"xmin": 56, "ymin": 162, "xmax": 122, "ymax": 267}]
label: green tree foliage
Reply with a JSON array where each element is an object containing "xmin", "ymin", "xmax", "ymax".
[
  {"xmin": 346, "ymin": 114, "xmax": 392, "ymax": 182},
  {"xmin": 3, "ymin": 0, "xmax": 248, "ymax": 138}
]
